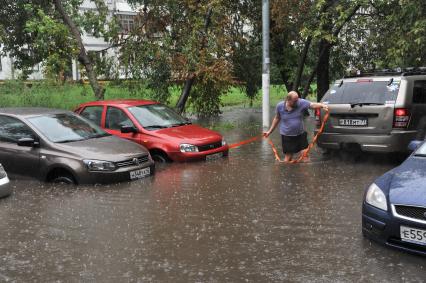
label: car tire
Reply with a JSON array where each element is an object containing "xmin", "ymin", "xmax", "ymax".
[
  {"xmin": 152, "ymin": 153, "xmax": 170, "ymax": 163},
  {"xmin": 51, "ymin": 174, "xmax": 76, "ymax": 185}
]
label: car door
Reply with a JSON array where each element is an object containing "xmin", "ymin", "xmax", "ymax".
[
  {"xmin": 0, "ymin": 115, "xmax": 40, "ymax": 177},
  {"xmin": 104, "ymin": 106, "xmax": 141, "ymax": 145}
]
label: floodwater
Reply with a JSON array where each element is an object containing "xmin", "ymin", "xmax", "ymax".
[{"xmin": 0, "ymin": 108, "xmax": 425, "ymax": 282}]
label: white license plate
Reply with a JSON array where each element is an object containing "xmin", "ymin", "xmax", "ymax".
[
  {"xmin": 130, "ymin": 167, "xmax": 151, "ymax": 180},
  {"xmin": 339, "ymin": 118, "xmax": 368, "ymax": 126},
  {"xmin": 206, "ymin": 152, "xmax": 223, "ymax": 161},
  {"xmin": 400, "ymin": 226, "xmax": 426, "ymax": 246}
]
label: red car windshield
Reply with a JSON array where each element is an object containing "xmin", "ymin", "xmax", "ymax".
[{"xmin": 128, "ymin": 104, "xmax": 190, "ymax": 130}]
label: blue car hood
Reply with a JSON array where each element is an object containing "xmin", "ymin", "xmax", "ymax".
[{"xmin": 389, "ymin": 157, "xmax": 426, "ymax": 206}]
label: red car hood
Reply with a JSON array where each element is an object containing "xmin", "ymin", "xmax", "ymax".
[{"xmin": 152, "ymin": 124, "xmax": 223, "ymax": 145}]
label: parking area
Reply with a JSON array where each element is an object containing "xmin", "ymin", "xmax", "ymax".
[{"xmin": 0, "ymin": 108, "xmax": 425, "ymax": 282}]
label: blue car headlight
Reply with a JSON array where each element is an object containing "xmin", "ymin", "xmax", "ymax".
[
  {"xmin": 83, "ymin": 160, "xmax": 116, "ymax": 172},
  {"xmin": 365, "ymin": 183, "xmax": 388, "ymax": 211}
]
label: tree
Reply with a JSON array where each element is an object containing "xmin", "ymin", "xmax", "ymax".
[
  {"xmin": 0, "ymin": 0, "xmax": 109, "ymax": 99},
  {"xmin": 124, "ymin": 0, "xmax": 236, "ymax": 116}
]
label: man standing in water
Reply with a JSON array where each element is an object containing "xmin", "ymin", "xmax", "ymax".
[{"xmin": 264, "ymin": 91, "xmax": 328, "ymax": 162}]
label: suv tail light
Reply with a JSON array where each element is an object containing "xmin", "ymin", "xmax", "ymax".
[
  {"xmin": 393, "ymin": 108, "xmax": 411, "ymax": 128},
  {"xmin": 315, "ymin": 108, "xmax": 321, "ymax": 127}
]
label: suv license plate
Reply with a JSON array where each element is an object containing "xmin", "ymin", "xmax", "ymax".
[
  {"xmin": 206, "ymin": 152, "xmax": 223, "ymax": 161},
  {"xmin": 130, "ymin": 167, "xmax": 151, "ymax": 180},
  {"xmin": 339, "ymin": 118, "xmax": 368, "ymax": 127},
  {"xmin": 400, "ymin": 226, "xmax": 426, "ymax": 246}
]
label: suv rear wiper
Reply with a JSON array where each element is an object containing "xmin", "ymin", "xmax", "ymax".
[{"xmin": 350, "ymin": 102, "xmax": 384, "ymax": 108}]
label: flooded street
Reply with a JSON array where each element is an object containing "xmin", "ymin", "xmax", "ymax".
[{"xmin": 1, "ymin": 108, "xmax": 425, "ymax": 282}]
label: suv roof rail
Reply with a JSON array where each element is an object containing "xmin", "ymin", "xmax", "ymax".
[{"xmin": 344, "ymin": 67, "xmax": 426, "ymax": 78}]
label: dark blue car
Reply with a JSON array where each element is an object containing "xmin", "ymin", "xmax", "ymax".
[{"xmin": 362, "ymin": 140, "xmax": 426, "ymax": 256}]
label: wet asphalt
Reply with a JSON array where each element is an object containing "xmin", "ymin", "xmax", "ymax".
[{"xmin": 0, "ymin": 108, "xmax": 425, "ymax": 282}]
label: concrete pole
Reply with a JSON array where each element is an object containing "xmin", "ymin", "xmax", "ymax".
[{"xmin": 262, "ymin": 0, "xmax": 270, "ymax": 129}]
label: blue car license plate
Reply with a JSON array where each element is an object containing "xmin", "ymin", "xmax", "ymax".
[{"xmin": 400, "ymin": 226, "xmax": 426, "ymax": 246}]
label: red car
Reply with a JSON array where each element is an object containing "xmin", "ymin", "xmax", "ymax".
[{"xmin": 75, "ymin": 99, "xmax": 229, "ymax": 162}]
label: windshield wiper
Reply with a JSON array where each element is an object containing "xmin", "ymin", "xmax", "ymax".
[
  {"xmin": 350, "ymin": 102, "xmax": 384, "ymax": 108},
  {"xmin": 144, "ymin": 125, "xmax": 170, "ymax": 130},
  {"xmin": 414, "ymin": 153, "xmax": 426, "ymax": 157},
  {"xmin": 90, "ymin": 133, "xmax": 111, "ymax": 139},
  {"xmin": 56, "ymin": 138, "xmax": 86, "ymax": 143},
  {"xmin": 171, "ymin": 122, "xmax": 192, "ymax": 127}
]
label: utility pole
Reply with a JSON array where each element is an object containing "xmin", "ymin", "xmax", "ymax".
[{"xmin": 262, "ymin": 0, "xmax": 270, "ymax": 129}]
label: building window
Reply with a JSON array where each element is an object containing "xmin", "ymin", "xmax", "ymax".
[{"xmin": 119, "ymin": 14, "xmax": 135, "ymax": 34}]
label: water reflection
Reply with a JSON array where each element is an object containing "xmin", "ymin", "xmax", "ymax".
[{"xmin": 0, "ymin": 108, "xmax": 425, "ymax": 282}]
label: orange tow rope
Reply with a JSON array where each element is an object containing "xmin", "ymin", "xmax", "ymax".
[{"xmin": 228, "ymin": 110, "xmax": 330, "ymax": 164}]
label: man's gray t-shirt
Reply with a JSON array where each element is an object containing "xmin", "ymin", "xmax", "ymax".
[{"xmin": 276, "ymin": 99, "xmax": 311, "ymax": 136}]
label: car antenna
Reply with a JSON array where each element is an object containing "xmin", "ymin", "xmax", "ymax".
[
  {"xmin": 338, "ymin": 80, "xmax": 343, "ymax": 87},
  {"xmin": 387, "ymin": 78, "xmax": 394, "ymax": 86}
]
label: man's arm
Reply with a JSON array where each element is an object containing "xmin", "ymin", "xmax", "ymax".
[
  {"xmin": 264, "ymin": 114, "xmax": 280, "ymax": 137},
  {"xmin": 309, "ymin": 102, "xmax": 329, "ymax": 111}
]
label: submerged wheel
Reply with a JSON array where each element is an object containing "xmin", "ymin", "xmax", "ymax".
[
  {"xmin": 151, "ymin": 153, "xmax": 170, "ymax": 163},
  {"xmin": 51, "ymin": 175, "xmax": 75, "ymax": 185},
  {"xmin": 48, "ymin": 170, "xmax": 76, "ymax": 185}
]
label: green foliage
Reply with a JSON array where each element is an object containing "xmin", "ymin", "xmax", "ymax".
[
  {"xmin": 25, "ymin": 8, "xmax": 76, "ymax": 81},
  {"xmin": 124, "ymin": 0, "xmax": 236, "ymax": 116}
]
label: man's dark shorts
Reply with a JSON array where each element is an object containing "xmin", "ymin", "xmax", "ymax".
[{"xmin": 281, "ymin": 132, "xmax": 308, "ymax": 154}]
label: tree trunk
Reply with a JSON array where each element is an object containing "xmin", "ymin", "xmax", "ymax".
[
  {"xmin": 176, "ymin": 76, "xmax": 196, "ymax": 114},
  {"xmin": 316, "ymin": 40, "xmax": 331, "ymax": 101},
  {"xmin": 302, "ymin": 66, "xmax": 316, "ymax": 99},
  {"xmin": 302, "ymin": 4, "xmax": 361, "ymax": 100},
  {"xmin": 175, "ymin": 8, "xmax": 213, "ymax": 113},
  {"xmin": 279, "ymin": 69, "xmax": 292, "ymax": 94},
  {"xmin": 293, "ymin": 36, "xmax": 312, "ymax": 93},
  {"xmin": 53, "ymin": 0, "xmax": 105, "ymax": 100}
]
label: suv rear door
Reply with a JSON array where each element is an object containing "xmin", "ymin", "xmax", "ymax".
[{"xmin": 321, "ymin": 77, "xmax": 401, "ymax": 135}]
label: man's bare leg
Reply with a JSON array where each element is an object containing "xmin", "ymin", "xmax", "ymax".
[{"xmin": 284, "ymin": 153, "xmax": 293, "ymax": 163}]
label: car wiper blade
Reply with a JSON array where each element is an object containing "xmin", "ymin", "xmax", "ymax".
[
  {"xmin": 56, "ymin": 138, "xmax": 86, "ymax": 143},
  {"xmin": 414, "ymin": 154, "xmax": 426, "ymax": 157},
  {"xmin": 171, "ymin": 122, "xmax": 192, "ymax": 127},
  {"xmin": 350, "ymin": 102, "xmax": 384, "ymax": 108},
  {"xmin": 90, "ymin": 133, "xmax": 111, "ymax": 139},
  {"xmin": 144, "ymin": 125, "xmax": 170, "ymax": 130}
]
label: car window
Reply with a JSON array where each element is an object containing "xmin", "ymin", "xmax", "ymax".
[
  {"xmin": 105, "ymin": 107, "xmax": 134, "ymax": 130},
  {"xmin": 80, "ymin": 106, "xmax": 103, "ymax": 126},
  {"xmin": 27, "ymin": 113, "xmax": 109, "ymax": 143},
  {"xmin": 413, "ymin": 81, "xmax": 426, "ymax": 104},
  {"xmin": 0, "ymin": 115, "xmax": 34, "ymax": 143},
  {"xmin": 322, "ymin": 80, "xmax": 400, "ymax": 104},
  {"xmin": 128, "ymin": 104, "xmax": 188, "ymax": 130}
]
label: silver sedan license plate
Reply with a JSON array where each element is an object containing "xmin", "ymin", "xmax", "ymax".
[
  {"xmin": 130, "ymin": 167, "xmax": 151, "ymax": 180},
  {"xmin": 206, "ymin": 152, "xmax": 223, "ymax": 161},
  {"xmin": 400, "ymin": 226, "xmax": 426, "ymax": 246}
]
